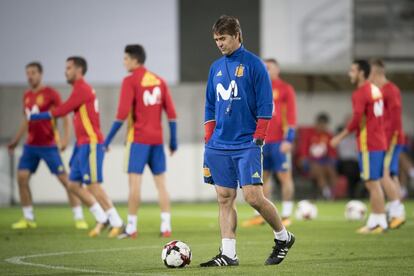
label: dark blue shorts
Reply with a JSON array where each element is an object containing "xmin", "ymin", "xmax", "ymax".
[
  {"xmin": 69, "ymin": 143, "xmax": 104, "ymax": 184},
  {"xmin": 384, "ymin": 144, "xmax": 403, "ymax": 176},
  {"xmin": 263, "ymin": 142, "xmax": 291, "ymax": 172},
  {"xmin": 203, "ymin": 146, "xmax": 263, "ymax": 189},
  {"xmin": 358, "ymin": 151, "xmax": 385, "ymax": 181},
  {"xmin": 125, "ymin": 143, "xmax": 166, "ymax": 175},
  {"xmin": 18, "ymin": 145, "xmax": 65, "ymax": 175}
]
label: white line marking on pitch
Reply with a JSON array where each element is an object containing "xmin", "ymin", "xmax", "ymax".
[
  {"xmin": 4, "ymin": 241, "xmax": 266, "ymax": 275},
  {"xmin": 4, "ymin": 245, "xmax": 169, "ymax": 275}
]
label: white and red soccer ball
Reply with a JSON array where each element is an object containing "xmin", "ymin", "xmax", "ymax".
[
  {"xmin": 295, "ymin": 200, "xmax": 318, "ymax": 220},
  {"xmin": 161, "ymin": 240, "xmax": 192, "ymax": 268},
  {"xmin": 344, "ymin": 200, "xmax": 367, "ymax": 221}
]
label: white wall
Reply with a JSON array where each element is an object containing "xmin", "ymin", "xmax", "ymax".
[
  {"xmin": 0, "ymin": 148, "xmax": 12, "ymax": 206},
  {"xmin": 261, "ymin": 0, "xmax": 353, "ymax": 72},
  {"xmin": 0, "ymin": 0, "xmax": 178, "ymax": 84},
  {"xmin": 9, "ymin": 144, "xmax": 217, "ymax": 204}
]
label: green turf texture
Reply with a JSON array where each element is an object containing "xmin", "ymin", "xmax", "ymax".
[{"xmin": 1, "ymin": 201, "xmax": 413, "ymax": 275}]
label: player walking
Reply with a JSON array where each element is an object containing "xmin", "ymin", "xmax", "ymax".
[
  {"xmin": 243, "ymin": 58, "xmax": 297, "ymax": 228},
  {"xmin": 29, "ymin": 57, "xmax": 123, "ymax": 237},
  {"xmin": 201, "ymin": 15, "xmax": 295, "ymax": 267},
  {"xmin": 104, "ymin": 45, "xmax": 177, "ymax": 239},
  {"xmin": 369, "ymin": 59, "xmax": 406, "ymax": 229},
  {"xmin": 8, "ymin": 62, "xmax": 88, "ymax": 230},
  {"xmin": 331, "ymin": 60, "xmax": 388, "ymax": 233}
]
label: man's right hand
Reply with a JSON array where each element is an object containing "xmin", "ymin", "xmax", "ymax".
[
  {"xmin": 7, "ymin": 140, "xmax": 18, "ymax": 154},
  {"xmin": 59, "ymin": 138, "xmax": 69, "ymax": 152}
]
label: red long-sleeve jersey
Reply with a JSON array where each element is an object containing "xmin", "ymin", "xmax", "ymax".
[
  {"xmin": 381, "ymin": 81, "xmax": 405, "ymax": 146},
  {"xmin": 115, "ymin": 67, "xmax": 177, "ymax": 145},
  {"xmin": 301, "ymin": 128, "xmax": 336, "ymax": 161},
  {"xmin": 346, "ymin": 81, "xmax": 386, "ymax": 152},
  {"xmin": 265, "ymin": 79, "xmax": 297, "ymax": 143},
  {"xmin": 51, "ymin": 78, "xmax": 103, "ymax": 145},
  {"xmin": 24, "ymin": 87, "xmax": 61, "ymax": 146}
]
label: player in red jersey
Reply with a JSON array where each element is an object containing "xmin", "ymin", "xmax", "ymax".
[
  {"xmin": 104, "ymin": 45, "xmax": 177, "ymax": 239},
  {"xmin": 8, "ymin": 62, "xmax": 87, "ymax": 230},
  {"xmin": 331, "ymin": 60, "xmax": 387, "ymax": 234},
  {"xmin": 242, "ymin": 58, "xmax": 296, "ymax": 227},
  {"xmin": 300, "ymin": 113, "xmax": 337, "ymax": 199},
  {"xmin": 369, "ymin": 59, "xmax": 406, "ymax": 229},
  {"xmin": 29, "ymin": 57, "xmax": 123, "ymax": 237}
]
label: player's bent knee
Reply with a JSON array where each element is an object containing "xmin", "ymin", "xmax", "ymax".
[
  {"xmin": 365, "ymin": 180, "xmax": 380, "ymax": 191},
  {"xmin": 216, "ymin": 190, "xmax": 236, "ymax": 205},
  {"xmin": 243, "ymin": 191, "xmax": 262, "ymax": 209},
  {"xmin": 217, "ymin": 198, "xmax": 233, "ymax": 206},
  {"xmin": 217, "ymin": 194, "xmax": 235, "ymax": 205},
  {"xmin": 67, "ymin": 182, "xmax": 80, "ymax": 192},
  {"xmin": 17, "ymin": 171, "xmax": 30, "ymax": 185},
  {"xmin": 278, "ymin": 171, "xmax": 292, "ymax": 183},
  {"xmin": 57, "ymin": 174, "xmax": 70, "ymax": 187},
  {"xmin": 381, "ymin": 173, "xmax": 392, "ymax": 182}
]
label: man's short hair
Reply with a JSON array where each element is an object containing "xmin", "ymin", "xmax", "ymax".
[
  {"xmin": 26, "ymin": 62, "xmax": 43, "ymax": 74},
  {"xmin": 353, "ymin": 59, "xmax": 370, "ymax": 79},
  {"xmin": 264, "ymin": 58, "xmax": 279, "ymax": 66},
  {"xmin": 67, "ymin": 56, "xmax": 87, "ymax": 75},
  {"xmin": 316, "ymin": 112, "xmax": 330, "ymax": 124},
  {"xmin": 212, "ymin": 15, "xmax": 243, "ymax": 43},
  {"xmin": 370, "ymin": 58, "xmax": 385, "ymax": 69},
  {"xmin": 125, "ymin": 44, "xmax": 146, "ymax": 64}
]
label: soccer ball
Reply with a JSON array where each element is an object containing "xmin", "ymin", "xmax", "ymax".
[
  {"xmin": 161, "ymin": 240, "xmax": 192, "ymax": 268},
  {"xmin": 295, "ymin": 200, "xmax": 318, "ymax": 220},
  {"xmin": 344, "ymin": 200, "xmax": 367, "ymax": 221}
]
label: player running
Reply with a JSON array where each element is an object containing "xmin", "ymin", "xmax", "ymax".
[
  {"xmin": 8, "ymin": 62, "xmax": 88, "ymax": 230},
  {"xmin": 29, "ymin": 57, "xmax": 123, "ymax": 238},
  {"xmin": 243, "ymin": 58, "xmax": 297, "ymax": 228},
  {"xmin": 201, "ymin": 15, "xmax": 295, "ymax": 267},
  {"xmin": 369, "ymin": 59, "xmax": 406, "ymax": 229},
  {"xmin": 331, "ymin": 60, "xmax": 388, "ymax": 234},
  {"xmin": 104, "ymin": 45, "xmax": 177, "ymax": 239}
]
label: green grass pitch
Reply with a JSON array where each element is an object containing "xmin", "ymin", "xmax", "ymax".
[{"xmin": 1, "ymin": 201, "xmax": 414, "ymax": 275}]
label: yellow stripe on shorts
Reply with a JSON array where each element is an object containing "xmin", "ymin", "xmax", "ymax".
[
  {"xmin": 362, "ymin": 151, "xmax": 370, "ymax": 180},
  {"xmin": 384, "ymin": 132, "xmax": 398, "ymax": 170},
  {"xmin": 89, "ymin": 143, "xmax": 97, "ymax": 183}
]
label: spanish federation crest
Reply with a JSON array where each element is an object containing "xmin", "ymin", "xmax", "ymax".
[{"xmin": 235, "ymin": 65, "xmax": 244, "ymax": 77}]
